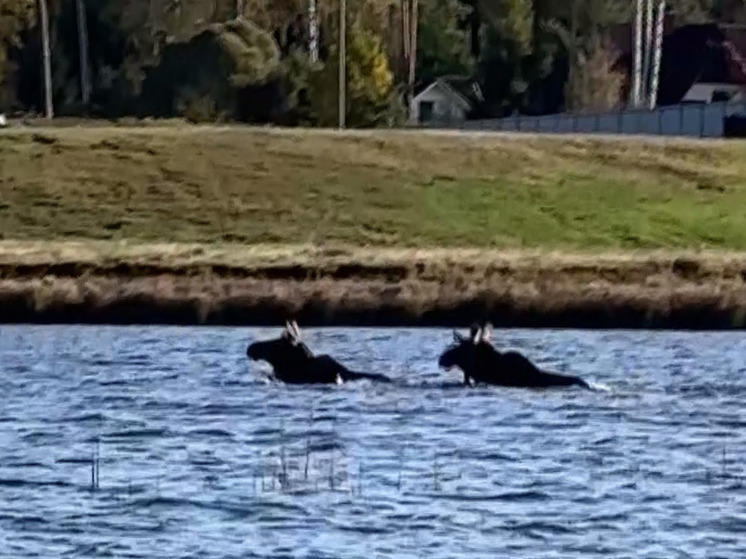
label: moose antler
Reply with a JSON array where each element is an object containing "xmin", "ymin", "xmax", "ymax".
[
  {"xmin": 472, "ymin": 327, "xmax": 482, "ymax": 344},
  {"xmin": 481, "ymin": 321, "xmax": 493, "ymax": 342},
  {"xmin": 290, "ymin": 320, "xmax": 301, "ymax": 340},
  {"xmin": 284, "ymin": 320, "xmax": 299, "ymax": 344}
]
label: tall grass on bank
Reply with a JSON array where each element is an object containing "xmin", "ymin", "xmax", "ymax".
[{"xmin": 2, "ymin": 240, "xmax": 746, "ymax": 328}]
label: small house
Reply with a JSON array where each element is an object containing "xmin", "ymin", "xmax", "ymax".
[
  {"xmin": 680, "ymin": 27, "xmax": 746, "ymax": 102},
  {"xmin": 410, "ymin": 76, "xmax": 483, "ymax": 125}
]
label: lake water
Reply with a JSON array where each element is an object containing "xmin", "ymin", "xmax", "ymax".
[{"xmin": 0, "ymin": 325, "xmax": 744, "ymax": 558}]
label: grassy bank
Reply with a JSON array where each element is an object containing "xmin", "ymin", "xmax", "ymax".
[
  {"xmin": 2, "ymin": 240, "xmax": 746, "ymax": 328},
  {"xmin": 3, "ymin": 125, "xmax": 746, "ymax": 248},
  {"xmin": 4, "ymin": 124, "xmax": 746, "ymax": 327}
]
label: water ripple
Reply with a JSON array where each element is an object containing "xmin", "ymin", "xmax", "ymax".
[{"xmin": 0, "ymin": 325, "xmax": 745, "ymax": 558}]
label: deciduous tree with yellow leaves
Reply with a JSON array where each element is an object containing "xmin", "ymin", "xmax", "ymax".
[{"xmin": 307, "ymin": 19, "xmax": 402, "ymax": 127}]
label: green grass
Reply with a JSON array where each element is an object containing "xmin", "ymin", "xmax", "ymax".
[{"xmin": 3, "ymin": 125, "xmax": 746, "ymax": 249}]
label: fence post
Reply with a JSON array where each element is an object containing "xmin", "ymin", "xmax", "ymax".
[
  {"xmin": 679, "ymin": 104, "xmax": 684, "ymax": 135},
  {"xmin": 722, "ymin": 102, "xmax": 727, "ymax": 138},
  {"xmin": 658, "ymin": 107, "xmax": 663, "ymax": 135},
  {"xmin": 700, "ymin": 104, "xmax": 705, "ymax": 137}
]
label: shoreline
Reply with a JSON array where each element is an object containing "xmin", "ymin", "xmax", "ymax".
[
  {"xmin": 4, "ymin": 123, "xmax": 746, "ymax": 329},
  {"xmin": 2, "ymin": 276, "xmax": 745, "ymax": 329},
  {"xmin": 3, "ymin": 242, "xmax": 746, "ymax": 329}
]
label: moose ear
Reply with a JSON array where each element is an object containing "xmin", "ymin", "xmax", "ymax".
[{"xmin": 473, "ymin": 328, "xmax": 482, "ymax": 344}]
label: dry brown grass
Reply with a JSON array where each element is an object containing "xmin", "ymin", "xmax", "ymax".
[
  {"xmin": 3, "ymin": 271, "xmax": 746, "ymax": 328},
  {"xmin": 4, "ymin": 239, "xmax": 746, "ymax": 282},
  {"xmin": 2, "ymin": 240, "xmax": 746, "ymax": 327},
  {"xmin": 4, "ymin": 124, "xmax": 746, "ymax": 326}
]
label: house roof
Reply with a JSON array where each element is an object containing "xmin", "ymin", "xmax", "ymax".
[
  {"xmin": 609, "ymin": 21, "xmax": 746, "ymax": 105},
  {"xmin": 414, "ymin": 76, "xmax": 483, "ymax": 109}
]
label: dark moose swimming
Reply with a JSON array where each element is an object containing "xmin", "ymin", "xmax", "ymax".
[
  {"xmin": 246, "ymin": 321, "xmax": 392, "ymax": 384},
  {"xmin": 247, "ymin": 320, "xmax": 590, "ymax": 389},
  {"xmin": 438, "ymin": 323, "xmax": 591, "ymax": 389}
]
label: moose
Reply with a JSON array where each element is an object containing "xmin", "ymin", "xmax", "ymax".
[
  {"xmin": 246, "ymin": 321, "xmax": 392, "ymax": 385},
  {"xmin": 438, "ymin": 322, "xmax": 591, "ymax": 389}
]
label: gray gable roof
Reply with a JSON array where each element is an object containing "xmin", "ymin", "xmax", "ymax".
[{"xmin": 414, "ymin": 76, "xmax": 483, "ymax": 109}]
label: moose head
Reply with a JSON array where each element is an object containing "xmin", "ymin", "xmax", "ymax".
[{"xmin": 246, "ymin": 320, "xmax": 314, "ymax": 369}]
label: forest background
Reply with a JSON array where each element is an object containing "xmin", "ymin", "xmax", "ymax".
[{"xmin": 2, "ymin": 1, "xmax": 746, "ymax": 127}]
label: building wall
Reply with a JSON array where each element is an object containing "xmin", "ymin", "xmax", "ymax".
[{"xmin": 410, "ymin": 85, "xmax": 469, "ymax": 125}]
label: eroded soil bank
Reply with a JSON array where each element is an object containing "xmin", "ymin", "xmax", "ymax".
[
  {"xmin": 2, "ymin": 242, "xmax": 746, "ymax": 329},
  {"xmin": 4, "ymin": 125, "xmax": 746, "ymax": 328}
]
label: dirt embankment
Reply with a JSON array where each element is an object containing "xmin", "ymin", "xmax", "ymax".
[
  {"xmin": 4, "ymin": 125, "xmax": 746, "ymax": 328},
  {"xmin": 2, "ymin": 242, "xmax": 746, "ymax": 328}
]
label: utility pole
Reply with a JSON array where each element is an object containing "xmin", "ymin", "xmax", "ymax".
[
  {"xmin": 401, "ymin": 0, "xmax": 410, "ymax": 75},
  {"xmin": 408, "ymin": 0, "xmax": 418, "ymax": 103},
  {"xmin": 631, "ymin": 0, "xmax": 643, "ymax": 107},
  {"xmin": 339, "ymin": 0, "xmax": 346, "ymax": 129},
  {"xmin": 649, "ymin": 0, "xmax": 666, "ymax": 109},
  {"xmin": 399, "ymin": 0, "xmax": 417, "ymax": 119},
  {"xmin": 76, "ymin": 0, "xmax": 90, "ymax": 107},
  {"xmin": 309, "ymin": 0, "xmax": 318, "ymax": 63},
  {"xmin": 39, "ymin": 0, "xmax": 53, "ymax": 119}
]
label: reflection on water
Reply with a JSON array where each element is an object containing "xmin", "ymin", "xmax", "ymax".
[{"xmin": 0, "ymin": 325, "xmax": 744, "ymax": 558}]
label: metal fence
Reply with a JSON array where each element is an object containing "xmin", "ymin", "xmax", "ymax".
[{"xmin": 418, "ymin": 100, "xmax": 746, "ymax": 138}]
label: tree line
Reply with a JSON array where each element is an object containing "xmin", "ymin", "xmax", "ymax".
[{"xmin": 1, "ymin": 0, "xmax": 745, "ymax": 127}]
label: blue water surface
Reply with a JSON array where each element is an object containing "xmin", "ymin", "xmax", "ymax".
[{"xmin": 0, "ymin": 325, "xmax": 744, "ymax": 558}]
